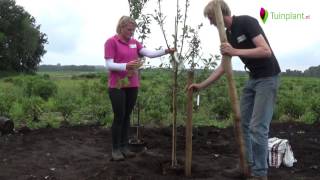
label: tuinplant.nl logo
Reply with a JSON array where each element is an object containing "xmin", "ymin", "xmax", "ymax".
[
  {"xmin": 260, "ymin": 7, "xmax": 311, "ymax": 24},
  {"xmin": 260, "ymin": 7, "xmax": 269, "ymax": 23}
]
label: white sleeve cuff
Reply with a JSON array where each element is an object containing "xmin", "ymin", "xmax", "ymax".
[
  {"xmin": 105, "ymin": 58, "xmax": 126, "ymax": 71},
  {"xmin": 139, "ymin": 48, "xmax": 166, "ymax": 58}
]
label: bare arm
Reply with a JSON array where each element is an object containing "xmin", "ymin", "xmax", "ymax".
[
  {"xmin": 188, "ymin": 64, "xmax": 225, "ymax": 91},
  {"xmin": 221, "ymin": 34, "xmax": 272, "ymax": 58}
]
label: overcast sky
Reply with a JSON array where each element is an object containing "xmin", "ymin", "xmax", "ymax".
[{"xmin": 15, "ymin": 0, "xmax": 319, "ymax": 71}]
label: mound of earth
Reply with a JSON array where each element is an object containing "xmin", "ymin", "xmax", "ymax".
[{"xmin": 0, "ymin": 122, "xmax": 319, "ymax": 180}]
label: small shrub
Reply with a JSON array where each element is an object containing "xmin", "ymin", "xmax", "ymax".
[
  {"xmin": 0, "ymin": 90, "xmax": 16, "ymax": 116},
  {"xmin": 309, "ymin": 97, "xmax": 320, "ymax": 121},
  {"xmin": 279, "ymin": 96, "xmax": 305, "ymax": 120},
  {"xmin": 300, "ymin": 111, "xmax": 317, "ymax": 124},
  {"xmin": 22, "ymin": 76, "xmax": 57, "ymax": 100},
  {"xmin": 54, "ymin": 91, "xmax": 77, "ymax": 122},
  {"xmin": 9, "ymin": 102, "xmax": 25, "ymax": 127},
  {"xmin": 22, "ymin": 96, "xmax": 44, "ymax": 122}
]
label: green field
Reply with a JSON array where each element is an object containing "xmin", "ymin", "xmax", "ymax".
[{"xmin": 1, "ymin": 70, "xmax": 319, "ymax": 129}]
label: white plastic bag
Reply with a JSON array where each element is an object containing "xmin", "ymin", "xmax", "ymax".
[
  {"xmin": 283, "ymin": 142, "xmax": 297, "ymax": 167},
  {"xmin": 268, "ymin": 137, "xmax": 286, "ymax": 168},
  {"xmin": 268, "ymin": 137, "xmax": 297, "ymax": 168}
]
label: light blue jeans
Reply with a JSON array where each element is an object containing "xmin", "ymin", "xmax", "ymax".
[{"xmin": 240, "ymin": 75, "xmax": 280, "ymax": 177}]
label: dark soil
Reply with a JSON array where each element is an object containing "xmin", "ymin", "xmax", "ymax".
[{"xmin": 0, "ymin": 122, "xmax": 319, "ymax": 180}]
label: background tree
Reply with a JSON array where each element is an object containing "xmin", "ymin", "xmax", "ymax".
[
  {"xmin": 128, "ymin": 0, "xmax": 151, "ymax": 44},
  {"xmin": 304, "ymin": 65, "xmax": 320, "ymax": 77},
  {"xmin": 0, "ymin": 0, "xmax": 47, "ymax": 73}
]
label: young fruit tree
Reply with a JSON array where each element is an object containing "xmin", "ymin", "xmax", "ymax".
[{"xmin": 129, "ymin": 0, "xmax": 218, "ymax": 174}]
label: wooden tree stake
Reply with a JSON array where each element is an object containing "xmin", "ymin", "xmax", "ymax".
[
  {"xmin": 185, "ymin": 70, "xmax": 194, "ymax": 176},
  {"xmin": 212, "ymin": 0, "xmax": 249, "ymax": 176}
]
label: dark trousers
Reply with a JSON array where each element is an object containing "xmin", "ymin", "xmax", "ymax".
[{"xmin": 108, "ymin": 87, "xmax": 138, "ymax": 150}]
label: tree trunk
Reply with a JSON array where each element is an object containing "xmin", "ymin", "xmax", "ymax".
[{"xmin": 171, "ymin": 60, "xmax": 178, "ymax": 167}]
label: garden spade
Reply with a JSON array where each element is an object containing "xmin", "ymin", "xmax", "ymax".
[{"xmin": 129, "ymin": 71, "xmax": 146, "ymax": 152}]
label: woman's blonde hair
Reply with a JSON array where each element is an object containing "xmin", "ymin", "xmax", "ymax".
[
  {"xmin": 116, "ymin": 16, "xmax": 137, "ymax": 34},
  {"xmin": 204, "ymin": 0, "xmax": 231, "ymax": 19}
]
